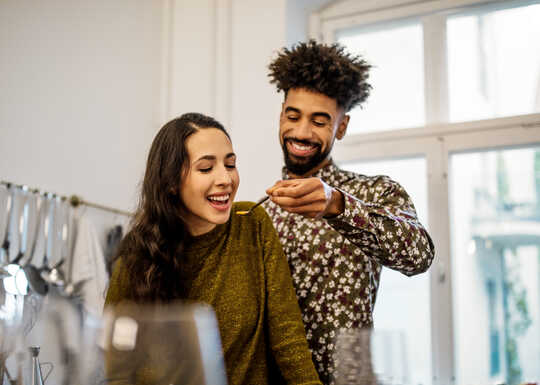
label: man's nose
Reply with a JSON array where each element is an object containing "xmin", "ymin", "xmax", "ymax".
[{"xmin": 294, "ymin": 118, "xmax": 313, "ymax": 139}]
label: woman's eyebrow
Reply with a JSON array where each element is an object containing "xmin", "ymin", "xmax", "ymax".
[{"xmin": 194, "ymin": 155, "xmax": 216, "ymax": 163}]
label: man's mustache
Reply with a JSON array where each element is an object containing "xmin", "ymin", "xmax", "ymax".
[{"xmin": 284, "ymin": 137, "xmax": 321, "ymax": 148}]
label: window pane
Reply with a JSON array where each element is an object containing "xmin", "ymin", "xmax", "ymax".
[
  {"xmin": 450, "ymin": 146, "xmax": 540, "ymax": 385},
  {"xmin": 338, "ymin": 21, "xmax": 425, "ymax": 133},
  {"xmin": 447, "ymin": 4, "xmax": 540, "ymax": 122},
  {"xmin": 341, "ymin": 157, "xmax": 431, "ymax": 385}
]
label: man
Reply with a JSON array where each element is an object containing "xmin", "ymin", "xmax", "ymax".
[{"xmin": 263, "ymin": 40, "xmax": 435, "ymax": 384}]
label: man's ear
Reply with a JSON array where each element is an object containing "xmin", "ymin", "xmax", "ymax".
[{"xmin": 336, "ymin": 114, "xmax": 350, "ymax": 140}]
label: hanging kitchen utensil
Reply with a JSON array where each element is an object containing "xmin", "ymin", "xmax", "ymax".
[
  {"xmin": 0, "ymin": 184, "xmax": 15, "ymax": 267},
  {"xmin": 2, "ymin": 187, "xmax": 31, "ymax": 296},
  {"xmin": 11, "ymin": 186, "xmax": 30, "ymax": 266},
  {"xmin": 22, "ymin": 193, "xmax": 51, "ymax": 296},
  {"xmin": 29, "ymin": 346, "xmax": 52, "ymax": 385},
  {"xmin": 41, "ymin": 196, "xmax": 67, "ymax": 288}
]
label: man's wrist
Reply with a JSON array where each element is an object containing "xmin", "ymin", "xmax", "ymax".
[{"xmin": 324, "ymin": 189, "xmax": 345, "ymax": 218}]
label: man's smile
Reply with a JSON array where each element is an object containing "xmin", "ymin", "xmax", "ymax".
[{"xmin": 285, "ymin": 139, "xmax": 320, "ymax": 158}]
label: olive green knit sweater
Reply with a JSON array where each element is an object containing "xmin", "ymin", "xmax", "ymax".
[{"xmin": 104, "ymin": 202, "xmax": 321, "ymax": 385}]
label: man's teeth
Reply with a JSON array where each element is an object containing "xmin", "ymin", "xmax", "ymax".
[
  {"xmin": 208, "ymin": 194, "xmax": 229, "ymax": 202},
  {"xmin": 292, "ymin": 142, "xmax": 314, "ymax": 151}
]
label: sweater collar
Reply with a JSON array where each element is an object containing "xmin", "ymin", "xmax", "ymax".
[{"xmin": 185, "ymin": 222, "xmax": 227, "ymax": 252}]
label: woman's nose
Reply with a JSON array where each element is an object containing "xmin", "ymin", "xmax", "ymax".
[{"xmin": 216, "ymin": 166, "xmax": 232, "ymax": 185}]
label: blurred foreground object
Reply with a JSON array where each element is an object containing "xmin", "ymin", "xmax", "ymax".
[
  {"xmin": 102, "ymin": 301, "xmax": 226, "ymax": 385},
  {"xmin": 333, "ymin": 328, "xmax": 409, "ymax": 385}
]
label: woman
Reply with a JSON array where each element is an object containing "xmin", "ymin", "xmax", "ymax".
[{"xmin": 104, "ymin": 113, "xmax": 321, "ymax": 385}]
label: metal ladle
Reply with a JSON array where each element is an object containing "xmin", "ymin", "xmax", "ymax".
[
  {"xmin": 41, "ymin": 196, "xmax": 67, "ymax": 287},
  {"xmin": 22, "ymin": 192, "xmax": 51, "ymax": 296},
  {"xmin": 44, "ymin": 197, "xmax": 88, "ymax": 301}
]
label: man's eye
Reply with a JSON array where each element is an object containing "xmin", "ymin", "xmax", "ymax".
[
  {"xmin": 226, "ymin": 164, "xmax": 236, "ymax": 169},
  {"xmin": 313, "ymin": 121, "xmax": 326, "ymax": 127},
  {"xmin": 288, "ymin": 116, "xmax": 299, "ymax": 121}
]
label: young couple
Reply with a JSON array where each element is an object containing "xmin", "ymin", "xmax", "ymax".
[{"xmin": 105, "ymin": 41, "xmax": 435, "ymax": 385}]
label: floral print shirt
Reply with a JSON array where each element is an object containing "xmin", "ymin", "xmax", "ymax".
[{"xmin": 263, "ymin": 161, "xmax": 435, "ymax": 384}]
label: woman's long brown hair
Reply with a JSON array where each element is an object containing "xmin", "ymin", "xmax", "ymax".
[{"xmin": 114, "ymin": 113, "xmax": 229, "ymax": 302}]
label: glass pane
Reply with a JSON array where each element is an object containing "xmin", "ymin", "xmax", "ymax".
[
  {"xmin": 338, "ymin": 21, "xmax": 425, "ymax": 133},
  {"xmin": 450, "ymin": 146, "xmax": 540, "ymax": 385},
  {"xmin": 341, "ymin": 157, "xmax": 431, "ymax": 385},
  {"xmin": 447, "ymin": 4, "xmax": 540, "ymax": 122}
]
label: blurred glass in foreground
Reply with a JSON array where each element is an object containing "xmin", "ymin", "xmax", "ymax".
[
  {"xmin": 101, "ymin": 301, "xmax": 226, "ymax": 385},
  {"xmin": 1, "ymin": 293, "xmax": 226, "ymax": 385},
  {"xmin": 333, "ymin": 328, "xmax": 409, "ymax": 385}
]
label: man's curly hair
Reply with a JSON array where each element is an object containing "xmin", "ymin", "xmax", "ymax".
[{"xmin": 268, "ymin": 40, "xmax": 371, "ymax": 112}]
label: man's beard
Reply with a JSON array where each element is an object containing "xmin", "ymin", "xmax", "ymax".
[{"xmin": 282, "ymin": 138, "xmax": 331, "ymax": 176}]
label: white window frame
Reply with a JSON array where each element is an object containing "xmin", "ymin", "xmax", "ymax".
[{"xmin": 311, "ymin": 1, "xmax": 540, "ymax": 384}]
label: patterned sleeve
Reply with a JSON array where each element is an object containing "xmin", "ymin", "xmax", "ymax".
[
  {"xmin": 256, "ymin": 206, "xmax": 322, "ymax": 385},
  {"xmin": 325, "ymin": 176, "xmax": 435, "ymax": 276}
]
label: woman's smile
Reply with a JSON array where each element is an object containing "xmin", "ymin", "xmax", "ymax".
[{"xmin": 207, "ymin": 192, "xmax": 232, "ymax": 211}]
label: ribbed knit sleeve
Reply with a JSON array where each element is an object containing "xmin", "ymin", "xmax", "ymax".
[
  {"xmin": 105, "ymin": 258, "xmax": 133, "ymax": 306},
  {"xmin": 255, "ymin": 206, "xmax": 322, "ymax": 385}
]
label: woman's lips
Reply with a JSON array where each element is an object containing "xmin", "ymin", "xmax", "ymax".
[{"xmin": 207, "ymin": 194, "xmax": 231, "ymax": 211}]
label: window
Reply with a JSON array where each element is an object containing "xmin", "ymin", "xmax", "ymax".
[
  {"xmin": 486, "ymin": 280, "xmax": 501, "ymax": 377},
  {"xmin": 338, "ymin": 21, "xmax": 425, "ymax": 133},
  {"xmin": 341, "ymin": 157, "xmax": 431, "ymax": 385},
  {"xmin": 450, "ymin": 146, "xmax": 540, "ymax": 385},
  {"xmin": 447, "ymin": 4, "xmax": 540, "ymax": 122},
  {"xmin": 314, "ymin": 0, "xmax": 540, "ymax": 383}
]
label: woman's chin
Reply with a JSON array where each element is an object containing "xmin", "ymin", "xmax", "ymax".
[{"xmin": 209, "ymin": 208, "xmax": 232, "ymax": 224}]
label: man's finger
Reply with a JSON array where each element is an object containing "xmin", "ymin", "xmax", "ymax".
[
  {"xmin": 266, "ymin": 179, "xmax": 300, "ymax": 195},
  {"xmin": 277, "ymin": 202, "xmax": 327, "ymax": 215},
  {"xmin": 270, "ymin": 191, "xmax": 326, "ymax": 207},
  {"xmin": 272, "ymin": 180, "xmax": 319, "ymax": 198}
]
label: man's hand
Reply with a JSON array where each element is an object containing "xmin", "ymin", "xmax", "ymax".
[{"xmin": 266, "ymin": 178, "xmax": 344, "ymax": 218}]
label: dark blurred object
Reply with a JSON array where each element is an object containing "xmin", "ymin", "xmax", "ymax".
[{"xmin": 104, "ymin": 226, "xmax": 123, "ymax": 277}]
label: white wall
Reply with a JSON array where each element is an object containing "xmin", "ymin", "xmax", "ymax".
[
  {"xmin": 286, "ymin": 0, "xmax": 334, "ymax": 45},
  {"xmin": 0, "ymin": 0, "xmax": 328, "ymax": 210},
  {"xmin": 0, "ymin": 0, "xmax": 164, "ymax": 212},
  {"xmin": 165, "ymin": 0, "xmax": 290, "ymax": 201}
]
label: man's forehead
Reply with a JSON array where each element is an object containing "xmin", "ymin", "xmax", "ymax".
[{"xmin": 284, "ymin": 88, "xmax": 340, "ymax": 116}]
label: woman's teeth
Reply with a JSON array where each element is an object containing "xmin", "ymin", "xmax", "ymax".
[{"xmin": 208, "ymin": 194, "xmax": 229, "ymax": 202}]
